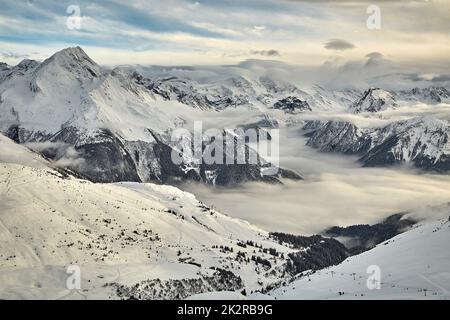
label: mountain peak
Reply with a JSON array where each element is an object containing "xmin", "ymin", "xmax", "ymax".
[
  {"xmin": 53, "ymin": 46, "xmax": 89, "ymax": 59},
  {"xmin": 352, "ymin": 87, "xmax": 397, "ymax": 113},
  {"xmin": 37, "ymin": 46, "xmax": 101, "ymax": 79},
  {"xmin": 15, "ymin": 59, "xmax": 39, "ymax": 71}
]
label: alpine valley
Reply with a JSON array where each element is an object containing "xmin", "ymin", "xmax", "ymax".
[{"xmin": 1, "ymin": 47, "xmax": 449, "ymax": 300}]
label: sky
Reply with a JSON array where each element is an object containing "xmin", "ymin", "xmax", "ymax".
[{"xmin": 0, "ymin": 0, "xmax": 449, "ymax": 71}]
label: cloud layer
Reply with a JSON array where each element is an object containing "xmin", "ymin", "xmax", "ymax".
[
  {"xmin": 181, "ymin": 128, "xmax": 450, "ymax": 235},
  {"xmin": 0, "ymin": 0, "xmax": 449, "ymax": 70}
]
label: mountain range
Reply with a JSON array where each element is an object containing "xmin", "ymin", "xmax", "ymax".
[
  {"xmin": 1, "ymin": 47, "xmax": 450, "ymax": 299},
  {"xmin": 0, "ymin": 47, "xmax": 303, "ymax": 186},
  {"xmin": 1, "ymin": 47, "xmax": 449, "ymax": 186},
  {"xmin": 1, "ymin": 132, "xmax": 448, "ymax": 299},
  {"xmin": 305, "ymin": 117, "xmax": 450, "ymax": 171}
]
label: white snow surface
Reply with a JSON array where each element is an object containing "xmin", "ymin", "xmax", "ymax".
[
  {"xmin": 0, "ymin": 134, "xmax": 49, "ymax": 169},
  {"xmin": 267, "ymin": 217, "xmax": 450, "ymax": 300},
  {"xmin": 0, "ymin": 47, "xmax": 184, "ymax": 143},
  {"xmin": 0, "ymin": 135, "xmax": 294, "ymax": 299},
  {"xmin": 1, "ymin": 48, "xmax": 450, "ymax": 300}
]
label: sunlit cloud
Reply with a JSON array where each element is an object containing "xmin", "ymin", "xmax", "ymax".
[{"xmin": 0, "ymin": 0, "xmax": 448, "ymax": 70}]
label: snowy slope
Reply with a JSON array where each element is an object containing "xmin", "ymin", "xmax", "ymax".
[
  {"xmin": 269, "ymin": 217, "xmax": 450, "ymax": 299},
  {"xmin": 304, "ymin": 85, "xmax": 360, "ymax": 112},
  {"xmin": 137, "ymin": 66, "xmax": 357, "ymax": 113},
  {"xmin": 3, "ymin": 137, "xmax": 447, "ymax": 300},
  {"xmin": 0, "ymin": 134, "xmax": 49, "ymax": 169},
  {"xmin": 351, "ymin": 88, "xmax": 398, "ymax": 113},
  {"xmin": 361, "ymin": 117, "xmax": 450, "ymax": 170},
  {"xmin": 0, "ymin": 137, "xmax": 299, "ymax": 299}
]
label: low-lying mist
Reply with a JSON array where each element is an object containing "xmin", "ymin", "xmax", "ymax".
[{"xmin": 180, "ymin": 128, "xmax": 450, "ymax": 235}]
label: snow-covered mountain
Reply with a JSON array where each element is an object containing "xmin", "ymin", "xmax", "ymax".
[
  {"xmin": 361, "ymin": 117, "xmax": 450, "ymax": 170},
  {"xmin": 140, "ymin": 75, "xmax": 256, "ymax": 111},
  {"xmin": 304, "ymin": 85, "xmax": 360, "ymax": 112},
  {"xmin": 398, "ymin": 87, "xmax": 450, "ymax": 104},
  {"xmin": 351, "ymin": 87, "xmax": 398, "ymax": 113},
  {"xmin": 136, "ymin": 66, "xmax": 358, "ymax": 113},
  {"xmin": 305, "ymin": 117, "xmax": 450, "ymax": 171},
  {"xmin": 0, "ymin": 47, "xmax": 301, "ymax": 186},
  {"xmin": 272, "ymin": 96, "xmax": 311, "ymax": 113},
  {"xmin": 305, "ymin": 120, "xmax": 364, "ymax": 154},
  {"xmin": 1, "ymin": 46, "xmax": 449, "ymax": 301},
  {"xmin": 0, "ymin": 47, "xmax": 177, "ymax": 140}
]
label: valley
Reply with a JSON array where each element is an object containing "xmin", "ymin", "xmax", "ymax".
[{"xmin": 0, "ymin": 47, "xmax": 449, "ymax": 300}]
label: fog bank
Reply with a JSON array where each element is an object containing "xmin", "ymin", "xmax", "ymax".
[{"xmin": 180, "ymin": 128, "xmax": 450, "ymax": 235}]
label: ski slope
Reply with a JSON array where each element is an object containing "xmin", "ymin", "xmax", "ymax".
[
  {"xmin": 269, "ymin": 217, "xmax": 450, "ymax": 299},
  {"xmin": 0, "ymin": 135, "xmax": 295, "ymax": 299}
]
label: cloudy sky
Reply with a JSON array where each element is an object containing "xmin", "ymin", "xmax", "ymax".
[{"xmin": 0, "ymin": 0, "xmax": 449, "ymax": 72}]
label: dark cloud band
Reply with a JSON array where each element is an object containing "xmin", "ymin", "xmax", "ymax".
[
  {"xmin": 250, "ymin": 49, "xmax": 281, "ymax": 57},
  {"xmin": 324, "ymin": 39, "xmax": 355, "ymax": 51}
]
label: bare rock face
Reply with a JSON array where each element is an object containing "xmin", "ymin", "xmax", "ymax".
[{"xmin": 273, "ymin": 96, "xmax": 312, "ymax": 113}]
